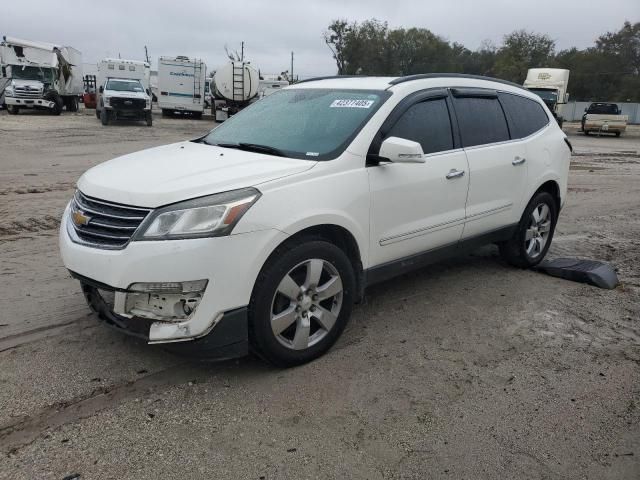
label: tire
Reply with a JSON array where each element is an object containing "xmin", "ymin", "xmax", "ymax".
[
  {"xmin": 192, "ymin": 111, "xmax": 203, "ymax": 119},
  {"xmin": 249, "ymin": 238, "xmax": 356, "ymax": 367},
  {"xmin": 161, "ymin": 109, "xmax": 170, "ymax": 117},
  {"xmin": 7, "ymin": 105, "xmax": 19, "ymax": 115},
  {"xmin": 100, "ymin": 108, "xmax": 110, "ymax": 126},
  {"xmin": 145, "ymin": 111, "xmax": 153, "ymax": 127},
  {"xmin": 96, "ymin": 108, "xmax": 101, "ymax": 119},
  {"xmin": 584, "ymin": 130, "xmax": 590, "ymax": 136},
  {"xmin": 44, "ymin": 91, "xmax": 63, "ymax": 115},
  {"xmin": 66, "ymin": 96, "xmax": 79, "ymax": 112},
  {"xmin": 499, "ymin": 191, "xmax": 557, "ymax": 268},
  {"xmin": 615, "ymin": 131, "xmax": 621, "ymax": 137}
]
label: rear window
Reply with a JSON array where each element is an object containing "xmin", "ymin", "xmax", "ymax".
[
  {"xmin": 499, "ymin": 93, "xmax": 549, "ymax": 139},
  {"xmin": 453, "ymin": 97, "xmax": 510, "ymax": 147},
  {"xmin": 385, "ymin": 98, "xmax": 454, "ymax": 154},
  {"xmin": 587, "ymin": 103, "xmax": 619, "ymax": 115}
]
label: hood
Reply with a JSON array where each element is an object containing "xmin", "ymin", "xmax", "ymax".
[
  {"xmin": 104, "ymin": 90, "xmax": 148, "ymax": 100},
  {"xmin": 11, "ymin": 79, "xmax": 44, "ymax": 90},
  {"xmin": 77, "ymin": 141, "xmax": 317, "ymax": 207}
]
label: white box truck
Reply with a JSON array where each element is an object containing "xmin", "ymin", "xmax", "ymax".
[
  {"xmin": 95, "ymin": 58, "xmax": 151, "ymax": 119},
  {"xmin": 157, "ymin": 56, "xmax": 206, "ymax": 118},
  {"xmin": 523, "ymin": 68, "xmax": 570, "ymax": 127},
  {"xmin": 1, "ymin": 35, "xmax": 83, "ymax": 115}
]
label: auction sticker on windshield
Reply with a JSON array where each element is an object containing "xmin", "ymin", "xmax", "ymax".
[{"xmin": 330, "ymin": 99, "xmax": 375, "ymax": 108}]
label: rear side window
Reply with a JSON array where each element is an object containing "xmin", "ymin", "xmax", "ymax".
[
  {"xmin": 499, "ymin": 93, "xmax": 549, "ymax": 139},
  {"xmin": 386, "ymin": 98, "xmax": 454, "ymax": 154},
  {"xmin": 453, "ymin": 97, "xmax": 510, "ymax": 147}
]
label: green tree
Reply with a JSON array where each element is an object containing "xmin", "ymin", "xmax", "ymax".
[{"xmin": 494, "ymin": 30, "xmax": 555, "ymax": 82}]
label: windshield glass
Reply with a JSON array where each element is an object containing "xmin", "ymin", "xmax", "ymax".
[
  {"xmin": 10, "ymin": 65, "xmax": 55, "ymax": 83},
  {"xmin": 106, "ymin": 79, "xmax": 144, "ymax": 92},
  {"xmin": 529, "ymin": 88, "xmax": 558, "ymax": 103},
  {"xmin": 203, "ymin": 88, "xmax": 390, "ymax": 160}
]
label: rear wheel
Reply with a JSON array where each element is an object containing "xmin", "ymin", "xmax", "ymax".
[
  {"xmin": 145, "ymin": 111, "xmax": 153, "ymax": 127},
  {"xmin": 499, "ymin": 191, "xmax": 557, "ymax": 268},
  {"xmin": 249, "ymin": 239, "xmax": 356, "ymax": 367},
  {"xmin": 66, "ymin": 96, "xmax": 79, "ymax": 112}
]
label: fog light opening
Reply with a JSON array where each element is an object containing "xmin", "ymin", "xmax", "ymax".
[{"xmin": 124, "ymin": 280, "xmax": 208, "ymax": 321}]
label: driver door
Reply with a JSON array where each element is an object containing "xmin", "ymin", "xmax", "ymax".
[{"xmin": 368, "ymin": 94, "xmax": 470, "ymax": 269}]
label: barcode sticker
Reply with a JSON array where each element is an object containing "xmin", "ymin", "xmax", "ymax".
[{"xmin": 330, "ymin": 99, "xmax": 375, "ymax": 109}]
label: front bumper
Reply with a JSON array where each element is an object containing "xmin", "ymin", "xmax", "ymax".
[
  {"xmin": 5, "ymin": 97, "xmax": 55, "ymax": 109},
  {"xmin": 59, "ymin": 205, "xmax": 288, "ymax": 344}
]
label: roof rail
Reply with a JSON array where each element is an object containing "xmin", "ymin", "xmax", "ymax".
[
  {"xmin": 388, "ymin": 73, "xmax": 526, "ymax": 90},
  {"xmin": 294, "ymin": 75, "xmax": 369, "ymax": 84}
]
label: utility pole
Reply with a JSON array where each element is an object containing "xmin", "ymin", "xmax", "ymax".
[
  {"xmin": 291, "ymin": 51, "xmax": 294, "ymax": 83},
  {"xmin": 144, "ymin": 45, "xmax": 150, "ymax": 64},
  {"xmin": 241, "ymin": 41, "xmax": 244, "ymax": 62}
]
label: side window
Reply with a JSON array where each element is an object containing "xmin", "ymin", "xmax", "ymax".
[
  {"xmin": 386, "ymin": 98, "xmax": 454, "ymax": 154},
  {"xmin": 499, "ymin": 93, "xmax": 549, "ymax": 139},
  {"xmin": 453, "ymin": 97, "xmax": 510, "ymax": 147}
]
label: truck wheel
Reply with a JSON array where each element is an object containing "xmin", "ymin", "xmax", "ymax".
[
  {"xmin": 95, "ymin": 108, "xmax": 101, "ymax": 119},
  {"xmin": 615, "ymin": 132, "xmax": 621, "ymax": 137},
  {"xmin": 100, "ymin": 108, "xmax": 110, "ymax": 126},
  {"xmin": 7, "ymin": 105, "xmax": 19, "ymax": 115},
  {"xmin": 584, "ymin": 130, "xmax": 590, "ymax": 136},
  {"xmin": 145, "ymin": 111, "xmax": 153, "ymax": 127},
  {"xmin": 44, "ymin": 92, "xmax": 63, "ymax": 115},
  {"xmin": 499, "ymin": 191, "xmax": 557, "ymax": 268},
  {"xmin": 161, "ymin": 109, "xmax": 170, "ymax": 117},
  {"xmin": 192, "ymin": 111, "xmax": 203, "ymax": 119},
  {"xmin": 66, "ymin": 96, "xmax": 79, "ymax": 112},
  {"xmin": 249, "ymin": 238, "xmax": 356, "ymax": 367}
]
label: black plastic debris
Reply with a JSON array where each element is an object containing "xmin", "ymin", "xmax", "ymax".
[{"xmin": 535, "ymin": 258, "xmax": 619, "ymax": 289}]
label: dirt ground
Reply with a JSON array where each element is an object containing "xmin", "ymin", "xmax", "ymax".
[{"xmin": 0, "ymin": 108, "xmax": 638, "ymax": 480}]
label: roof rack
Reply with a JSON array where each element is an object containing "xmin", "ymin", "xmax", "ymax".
[
  {"xmin": 294, "ymin": 75, "xmax": 369, "ymax": 84},
  {"xmin": 388, "ymin": 73, "xmax": 526, "ymax": 90}
]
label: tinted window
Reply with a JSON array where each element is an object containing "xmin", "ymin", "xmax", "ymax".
[
  {"xmin": 587, "ymin": 103, "xmax": 619, "ymax": 115},
  {"xmin": 386, "ymin": 98, "xmax": 453, "ymax": 154},
  {"xmin": 499, "ymin": 93, "xmax": 549, "ymax": 139},
  {"xmin": 453, "ymin": 97, "xmax": 510, "ymax": 147}
]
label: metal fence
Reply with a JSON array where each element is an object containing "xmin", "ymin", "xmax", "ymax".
[{"xmin": 561, "ymin": 101, "xmax": 640, "ymax": 124}]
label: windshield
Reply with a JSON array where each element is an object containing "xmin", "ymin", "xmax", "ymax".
[
  {"xmin": 528, "ymin": 88, "xmax": 558, "ymax": 103},
  {"xmin": 203, "ymin": 88, "xmax": 391, "ymax": 160},
  {"xmin": 106, "ymin": 79, "xmax": 144, "ymax": 92},
  {"xmin": 10, "ymin": 65, "xmax": 55, "ymax": 83},
  {"xmin": 587, "ymin": 103, "xmax": 619, "ymax": 115}
]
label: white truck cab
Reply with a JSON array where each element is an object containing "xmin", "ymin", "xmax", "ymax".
[{"xmin": 60, "ymin": 74, "xmax": 571, "ymax": 366}]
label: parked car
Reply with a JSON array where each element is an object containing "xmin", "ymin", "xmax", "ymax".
[
  {"xmin": 59, "ymin": 74, "xmax": 571, "ymax": 366},
  {"xmin": 581, "ymin": 102, "xmax": 628, "ymax": 137}
]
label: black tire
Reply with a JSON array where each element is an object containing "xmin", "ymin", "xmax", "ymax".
[
  {"xmin": 161, "ymin": 109, "xmax": 171, "ymax": 117},
  {"xmin": 7, "ymin": 105, "xmax": 19, "ymax": 115},
  {"xmin": 249, "ymin": 238, "xmax": 356, "ymax": 367},
  {"xmin": 499, "ymin": 191, "xmax": 557, "ymax": 268},
  {"xmin": 615, "ymin": 131, "xmax": 621, "ymax": 137},
  {"xmin": 95, "ymin": 108, "xmax": 101, "ymax": 119},
  {"xmin": 44, "ymin": 91, "xmax": 63, "ymax": 115},
  {"xmin": 145, "ymin": 111, "xmax": 153, "ymax": 127},
  {"xmin": 66, "ymin": 96, "xmax": 79, "ymax": 112},
  {"xmin": 100, "ymin": 108, "xmax": 110, "ymax": 126},
  {"xmin": 192, "ymin": 111, "xmax": 203, "ymax": 119},
  {"xmin": 584, "ymin": 130, "xmax": 590, "ymax": 136}
]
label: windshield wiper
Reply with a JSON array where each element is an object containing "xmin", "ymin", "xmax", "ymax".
[{"xmin": 206, "ymin": 141, "xmax": 284, "ymax": 157}]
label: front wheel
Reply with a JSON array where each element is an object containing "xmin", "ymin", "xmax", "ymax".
[
  {"xmin": 145, "ymin": 111, "xmax": 153, "ymax": 127},
  {"xmin": 7, "ymin": 105, "xmax": 19, "ymax": 115},
  {"xmin": 249, "ymin": 239, "xmax": 356, "ymax": 367},
  {"xmin": 499, "ymin": 191, "xmax": 557, "ymax": 268},
  {"xmin": 100, "ymin": 108, "xmax": 110, "ymax": 126}
]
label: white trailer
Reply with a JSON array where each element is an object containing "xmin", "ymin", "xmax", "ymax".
[
  {"xmin": 524, "ymin": 68, "xmax": 570, "ymax": 127},
  {"xmin": 1, "ymin": 35, "xmax": 83, "ymax": 115},
  {"xmin": 157, "ymin": 56, "xmax": 206, "ymax": 117},
  {"xmin": 96, "ymin": 58, "xmax": 150, "ymax": 117}
]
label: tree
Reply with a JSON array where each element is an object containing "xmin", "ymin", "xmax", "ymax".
[{"xmin": 494, "ymin": 30, "xmax": 555, "ymax": 82}]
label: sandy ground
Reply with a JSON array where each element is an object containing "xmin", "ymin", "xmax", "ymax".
[{"xmin": 0, "ymin": 109, "xmax": 638, "ymax": 479}]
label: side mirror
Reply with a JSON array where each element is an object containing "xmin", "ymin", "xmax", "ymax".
[
  {"xmin": 99, "ymin": 86, "xmax": 104, "ymax": 93},
  {"xmin": 146, "ymin": 88, "xmax": 150, "ymax": 95},
  {"xmin": 379, "ymin": 137, "xmax": 425, "ymax": 163},
  {"xmin": 584, "ymin": 107, "xmax": 588, "ymax": 112}
]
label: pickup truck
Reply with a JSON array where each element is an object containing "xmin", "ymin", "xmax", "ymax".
[{"xmin": 582, "ymin": 103, "xmax": 628, "ymax": 137}]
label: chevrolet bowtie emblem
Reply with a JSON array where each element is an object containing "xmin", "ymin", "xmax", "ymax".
[{"xmin": 72, "ymin": 209, "xmax": 91, "ymax": 226}]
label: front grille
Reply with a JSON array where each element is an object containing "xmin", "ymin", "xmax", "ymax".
[
  {"xmin": 69, "ymin": 191, "xmax": 151, "ymax": 249},
  {"xmin": 109, "ymin": 97, "xmax": 146, "ymax": 110},
  {"xmin": 14, "ymin": 86, "xmax": 43, "ymax": 99}
]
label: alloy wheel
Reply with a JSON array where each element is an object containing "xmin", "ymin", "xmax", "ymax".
[{"xmin": 525, "ymin": 203, "xmax": 552, "ymax": 258}]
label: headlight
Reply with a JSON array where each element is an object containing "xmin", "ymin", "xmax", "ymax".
[
  {"xmin": 5, "ymin": 85, "xmax": 14, "ymax": 96},
  {"xmin": 104, "ymin": 96, "xmax": 110, "ymax": 106},
  {"xmin": 134, "ymin": 187, "xmax": 261, "ymax": 240}
]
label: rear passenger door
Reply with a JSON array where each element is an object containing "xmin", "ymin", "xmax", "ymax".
[
  {"xmin": 368, "ymin": 92, "xmax": 470, "ymax": 267},
  {"xmin": 451, "ymin": 89, "xmax": 527, "ymax": 239}
]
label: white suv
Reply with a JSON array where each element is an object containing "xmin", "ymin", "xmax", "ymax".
[{"xmin": 60, "ymin": 74, "xmax": 571, "ymax": 366}]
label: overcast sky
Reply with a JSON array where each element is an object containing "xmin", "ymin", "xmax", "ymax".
[{"xmin": 2, "ymin": 0, "xmax": 638, "ymax": 77}]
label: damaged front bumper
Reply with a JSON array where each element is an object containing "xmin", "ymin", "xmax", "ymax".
[
  {"xmin": 5, "ymin": 97, "xmax": 55, "ymax": 109},
  {"xmin": 74, "ymin": 271, "xmax": 249, "ymax": 360}
]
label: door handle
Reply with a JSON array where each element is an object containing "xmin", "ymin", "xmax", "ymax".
[
  {"xmin": 512, "ymin": 156, "xmax": 526, "ymax": 166},
  {"xmin": 446, "ymin": 169, "xmax": 465, "ymax": 179}
]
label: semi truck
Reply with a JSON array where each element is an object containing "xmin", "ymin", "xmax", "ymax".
[
  {"xmin": 0, "ymin": 36, "xmax": 83, "ymax": 115},
  {"xmin": 523, "ymin": 68, "xmax": 570, "ymax": 128},
  {"xmin": 157, "ymin": 56, "xmax": 206, "ymax": 118}
]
